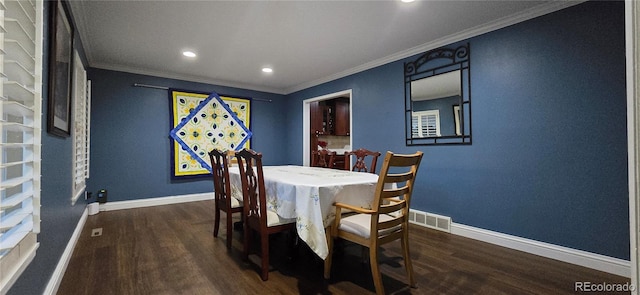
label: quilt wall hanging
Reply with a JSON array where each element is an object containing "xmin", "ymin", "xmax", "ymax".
[{"xmin": 169, "ymin": 90, "xmax": 252, "ymax": 178}]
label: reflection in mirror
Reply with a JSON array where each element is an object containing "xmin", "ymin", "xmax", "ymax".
[
  {"xmin": 410, "ymin": 70, "xmax": 461, "ymax": 138},
  {"xmin": 404, "ymin": 43, "xmax": 471, "ymax": 145}
]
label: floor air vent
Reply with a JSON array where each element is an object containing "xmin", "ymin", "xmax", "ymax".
[{"xmin": 409, "ymin": 209, "xmax": 451, "ymax": 233}]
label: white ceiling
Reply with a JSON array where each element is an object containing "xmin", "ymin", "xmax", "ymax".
[{"xmin": 68, "ymin": 0, "xmax": 578, "ymax": 95}]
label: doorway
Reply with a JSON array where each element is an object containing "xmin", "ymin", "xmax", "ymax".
[{"xmin": 302, "ymin": 89, "xmax": 352, "ymax": 166}]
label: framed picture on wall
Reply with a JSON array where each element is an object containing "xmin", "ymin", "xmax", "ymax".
[
  {"xmin": 169, "ymin": 89, "xmax": 252, "ymax": 178},
  {"xmin": 47, "ymin": 0, "xmax": 74, "ymax": 137}
]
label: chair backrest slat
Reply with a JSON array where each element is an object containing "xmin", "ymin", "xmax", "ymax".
[
  {"xmin": 380, "ymin": 187, "xmax": 410, "ymax": 199},
  {"xmin": 379, "ymin": 202, "xmax": 405, "ymax": 215},
  {"xmin": 236, "ymin": 148, "xmax": 267, "ymax": 229},
  {"xmin": 373, "ymin": 151, "xmax": 423, "ymax": 215},
  {"xmin": 385, "ymin": 172, "xmax": 413, "ymax": 183},
  {"xmin": 379, "ymin": 217, "xmax": 403, "ymax": 229},
  {"xmin": 344, "ymin": 148, "xmax": 381, "ymax": 173},
  {"xmin": 388, "ymin": 155, "xmax": 422, "ymax": 167},
  {"xmin": 209, "ymin": 149, "xmax": 232, "ymax": 207}
]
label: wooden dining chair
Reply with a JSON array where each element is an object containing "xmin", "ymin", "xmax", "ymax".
[
  {"xmin": 235, "ymin": 148, "xmax": 296, "ymax": 281},
  {"xmin": 312, "ymin": 149, "xmax": 337, "ymax": 168},
  {"xmin": 344, "ymin": 148, "xmax": 381, "ymax": 173},
  {"xmin": 209, "ymin": 149, "xmax": 243, "ymax": 249},
  {"xmin": 324, "ymin": 151, "xmax": 424, "ymax": 295}
]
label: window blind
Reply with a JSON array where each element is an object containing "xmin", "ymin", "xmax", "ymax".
[
  {"xmin": 412, "ymin": 110, "xmax": 440, "ymax": 137},
  {"xmin": 0, "ymin": 0, "xmax": 43, "ymax": 292},
  {"xmin": 72, "ymin": 51, "xmax": 88, "ymax": 204}
]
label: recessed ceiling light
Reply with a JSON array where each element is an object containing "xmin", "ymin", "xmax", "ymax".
[
  {"xmin": 262, "ymin": 67, "xmax": 273, "ymax": 73},
  {"xmin": 183, "ymin": 51, "xmax": 196, "ymax": 58},
  {"xmin": 401, "ymin": 0, "xmax": 415, "ymax": 3}
]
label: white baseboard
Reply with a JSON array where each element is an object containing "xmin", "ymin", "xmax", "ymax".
[
  {"xmin": 451, "ymin": 222, "xmax": 631, "ymax": 278},
  {"xmin": 99, "ymin": 192, "xmax": 214, "ymax": 212},
  {"xmin": 44, "ymin": 207, "xmax": 88, "ymax": 295}
]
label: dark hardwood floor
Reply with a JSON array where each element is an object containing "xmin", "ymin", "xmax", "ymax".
[{"xmin": 58, "ymin": 200, "xmax": 630, "ymax": 294}]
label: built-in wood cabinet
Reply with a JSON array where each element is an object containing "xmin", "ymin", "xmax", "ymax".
[
  {"xmin": 310, "ymin": 98, "xmax": 349, "ymax": 136},
  {"xmin": 310, "ymin": 101, "xmax": 323, "ymax": 135},
  {"xmin": 334, "ymin": 98, "xmax": 349, "ymax": 136}
]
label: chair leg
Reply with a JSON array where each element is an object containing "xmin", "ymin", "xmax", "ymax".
[
  {"xmin": 243, "ymin": 224, "xmax": 251, "ymax": 261},
  {"xmin": 213, "ymin": 202, "xmax": 220, "ymax": 237},
  {"xmin": 225, "ymin": 210, "xmax": 233, "ymax": 249},
  {"xmin": 260, "ymin": 232, "xmax": 269, "ymax": 281},
  {"xmin": 323, "ymin": 227, "xmax": 333, "ymax": 279},
  {"xmin": 369, "ymin": 246, "xmax": 384, "ymax": 295},
  {"xmin": 401, "ymin": 233, "xmax": 416, "ymax": 287}
]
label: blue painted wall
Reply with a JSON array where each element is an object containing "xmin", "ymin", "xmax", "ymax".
[
  {"xmin": 286, "ymin": 1, "xmax": 628, "ymax": 259},
  {"xmin": 84, "ymin": 69, "xmax": 288, "ymax": 202},
  {"xmin": 7, "ymin": 1, "xmax": 629, "ymax": 294}
]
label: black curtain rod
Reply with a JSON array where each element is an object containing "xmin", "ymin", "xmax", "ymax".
[{"xmin": 132, "ymin": 83, "xmax": 273, "ymax": 102}]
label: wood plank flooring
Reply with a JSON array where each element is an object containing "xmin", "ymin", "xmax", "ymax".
[{"xmin": 58, "ymin": 200, "xmax": 630, "ymax": 294}]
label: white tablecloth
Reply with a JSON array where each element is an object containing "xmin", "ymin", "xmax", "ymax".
[{"xmin": 228, "ymin": 165, "xmax": 378, "ymax": 259}]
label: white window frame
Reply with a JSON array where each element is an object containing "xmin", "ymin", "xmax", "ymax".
[
  {"xmin": 71, "ymin": 51, "xmax": 89, "ymax": 205},
  {"xmin": 0, "ymin": 1, "xmax": 43, "ymax": 293},
  {"xmin": 412, "ymin": 110, "xmax": 441, "ymax": 137}
]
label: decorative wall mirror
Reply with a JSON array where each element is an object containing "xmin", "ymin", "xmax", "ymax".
[{"xmin": 404, "ymin": 43, "xmax": 471, "ymax": 145}]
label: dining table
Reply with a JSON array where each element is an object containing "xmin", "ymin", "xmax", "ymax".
[{"xmin": 227, "ymin": 165, "xmax": 379, "ymax": 259}]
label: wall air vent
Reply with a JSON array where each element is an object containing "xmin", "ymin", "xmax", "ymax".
[{"xmin": 408, "ymin": 209, "xmax": 451, "ymax": 233}]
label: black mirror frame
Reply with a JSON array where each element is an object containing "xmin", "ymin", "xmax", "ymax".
[{"xmin": 404, "ymin": 43, "xmax": 471, "ymax": 146}]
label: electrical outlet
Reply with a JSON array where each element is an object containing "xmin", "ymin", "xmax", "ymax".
[
  {"xmin": 85, "ymin": 191, "xmax": 92, "ymax": 200},
  {"xmin": 91, "ymin": 228, "xmax": 103, "ymax": 237}
]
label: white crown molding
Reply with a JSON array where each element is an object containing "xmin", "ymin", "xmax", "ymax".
[{"xmin": 284, "ymin": 1, "xmax": 585, "ymax": 95}]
